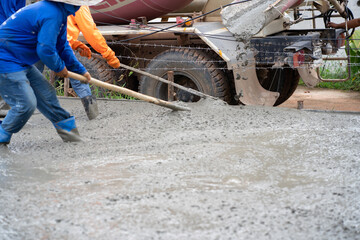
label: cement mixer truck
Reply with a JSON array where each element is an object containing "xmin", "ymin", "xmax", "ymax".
[{"xmin": 73, "ymin": 0, "xmax": 356, "ymax": 106}]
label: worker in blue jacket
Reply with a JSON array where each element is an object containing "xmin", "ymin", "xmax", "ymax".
[
  {"xmin": 0, "ymin": 0, "xmax": 26, "ymax": 118},
  {"xmin": 0, "ymin": 0, "xmax": 103, "ymax": 145},
  {"xmin": 0, "ymin": 0, "xmax": 101, "ymax": 121},
  {"xmin": 0, "ymin": 0, "xmax": 26, "ymax": 24}
]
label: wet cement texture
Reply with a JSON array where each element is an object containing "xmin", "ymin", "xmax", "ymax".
[
  {"xmin": 221, "ymin": 0, "xmax": 281, "ymax": 40},
  {"xmin": 0, "ymin": 98, "xmax": 360, "ymax": 239}
]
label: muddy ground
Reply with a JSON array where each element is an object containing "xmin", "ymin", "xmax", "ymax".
[{"xmin": 0, "ymin": 97, "xmax": 359, "ymax": 240}]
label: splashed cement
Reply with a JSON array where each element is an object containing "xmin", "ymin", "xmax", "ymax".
[
  {"xmin": 221, "ymin": 0, "xmax": 278, "ymax": 40},
  {"xmin": 221, "ymin": 0, "xmax": 303, "ymax": 40},
  {"xmin": 0, "ymin": 98, "xmax": 360, "ymax": 239}
]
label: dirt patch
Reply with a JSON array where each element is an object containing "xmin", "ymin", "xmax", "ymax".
[
  {"xmin": 280, "ymin": 86, "xmax": 360, "ymax": 112},
  {"xmin": 0, "ymin": 97, "xmax": 359, "ymax": 239}
]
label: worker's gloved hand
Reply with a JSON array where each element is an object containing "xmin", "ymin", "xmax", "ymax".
[
  {"xmin": 77, "ymin": 46, "xmax": 92, "ymax": 59},
  {"xmin": 102, "ymin": 47, "xmax": 120, "ymax": 68},
  {"xmin": 107, "ymin": 56, "xmax": 120, "ymax": 69},
  {"xmin": 73, "ymin": 41, "xmax": 92, "ymax": 59},
  {"xmin": 56, "ymin": 67, "xmax": 69, "ymax": 78}
]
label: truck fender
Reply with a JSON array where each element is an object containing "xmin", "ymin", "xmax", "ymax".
[
  {"xmin": 297, "ymin": 64, "xmax": 320, "ymax": 88},
  {"xmin": 232, "ymin": 56, "xmax": 280, "ymax": 106}
]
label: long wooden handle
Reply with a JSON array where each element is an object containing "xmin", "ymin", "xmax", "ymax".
[
  {"xmin": 91, "ymin": 53, "xmax": 217, "ymax": 100},
  {"xmin": 67, "ymin": 71, "xmax": 191, "ymax": 112}
]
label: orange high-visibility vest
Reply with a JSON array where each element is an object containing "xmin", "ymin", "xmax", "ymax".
[{"xmin": 67, "ymin": 6, "xmax": 114, "ymax": 60}]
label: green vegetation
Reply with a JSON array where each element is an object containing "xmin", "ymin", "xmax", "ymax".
[
  {"xmin": 55, "ymin": 79, "xmax": 65, "ymax": 96},
  {"xmin": 50, "ymin": 73, "xmax": 136, "ymax": 100}
]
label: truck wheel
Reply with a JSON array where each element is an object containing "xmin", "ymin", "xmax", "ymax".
[
  {"xmin": 257, "ymin": 68, "xmax": 300, "ymax": 106},
  {"xmin": 74, "ymin": 52, "xmax": 119, "ymax": 98},
  {"xmin": 139, "ymin": 49, "xmax": 231, "ymax": 103}
]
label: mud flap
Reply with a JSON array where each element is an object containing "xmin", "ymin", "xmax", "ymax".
[
  {"xmin": 233, "ymin": 57, "xmax": 279, "ymax": 106},
  {"xmin": 297, "ymin": 64, "xmax": 320, "ymax": 88},
  {"xmin": 193, "ymin": 22, "xmax": 279, "ymax": 106}
]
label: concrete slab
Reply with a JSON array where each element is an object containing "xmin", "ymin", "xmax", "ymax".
[{"xmin": 0, "ymin": 97, "xmax": 359, "ymax": 239}]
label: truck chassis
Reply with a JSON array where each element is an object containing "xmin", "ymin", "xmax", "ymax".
[{"xmin": 76, "ymin": 0, "xmax": 352, "ymax": 106}]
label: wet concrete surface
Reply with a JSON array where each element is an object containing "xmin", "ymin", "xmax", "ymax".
[
  {"xmin": 0, "ymin": 98, "xmax": 359, "ymax": 239},
  {"xmin": 222, "ymin": 0, "xmax": 280, "ymax": 40}
]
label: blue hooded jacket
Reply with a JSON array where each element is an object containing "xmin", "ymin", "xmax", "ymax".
[
  {"xmin": 0, "ymin": 0, "xmax": 26, "ymax": 24},
  {"xmin": 0, "ymin": 0, "xmax": 86, "ymax": 74}
]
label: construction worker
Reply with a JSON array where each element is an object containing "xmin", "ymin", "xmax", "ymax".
[
  {"xmin": 0, "ymin": 0, "xmax": 25, "ymax": 24},
  {"xmin": 0, "ymin": 1, "xmax": 119, "ymax": 120},
  {"xmin": 0, "ymin": 0, "xmax": 102, "ymax": 145},
  {"xmin": 66, "ymin": 5, "xmax": 121, "ymax": 120},
  {"xmin": 0, "ymin": 0, "xmax": 26, "ymax": 117}
]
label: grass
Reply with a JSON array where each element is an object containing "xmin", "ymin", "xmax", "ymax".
[
  {"xmin": 315, "ymin": 58, "xmax": 360, "ymax": 91},
  {"xmin": 55, "ymin": 79, "xmax": 65, "ymax": 96},
  {"xmin": 300, "ymin": 67, "xmax": 360, "ymax": 91}
]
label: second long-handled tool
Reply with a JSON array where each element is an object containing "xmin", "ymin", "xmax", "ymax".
[
  {"xmin": 118, "ymin": 62, "xmax": 218, "ymax": 101},
  {"xmin": 67, "ymin": 71, "xmax": 191, "ymax": 112},
  {"xmin": 91, "ymin": 53, "xmax": 218, "ymax": 101}
]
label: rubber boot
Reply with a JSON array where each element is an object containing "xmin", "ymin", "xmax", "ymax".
[
  {"xmin": 53, "ymin": 116, "xmax": 82, "ymax": 142},
  {"xmin": 81, "ymin": 95, "xmax": 99, "ymax": 120},
  {"xmin": 0, "ymin": 121, "xmax": 12, "ymax": 145}
]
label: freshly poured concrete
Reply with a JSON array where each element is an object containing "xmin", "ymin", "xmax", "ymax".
[
  {"xmin": 0, "ymin": 98, "xmax": 359, "ymax": 239},
  {"xmin": 221, "ymin": 0, "xmax": 283, "ymax": 40}
]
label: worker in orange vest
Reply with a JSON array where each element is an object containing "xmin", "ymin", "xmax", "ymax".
[{"xmin": 66, "ymin": 5, "xmax": 121, "ymax": 120}]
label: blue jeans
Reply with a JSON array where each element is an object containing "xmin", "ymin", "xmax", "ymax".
[
  {"xmin": 69, "ymin": 78, "xmax": 92, "ymax": 98},
  {"xmin": 0, "ymin": 66, "xmax": 70, "ymax": 133},
  {"xmin": 35, "ymin": 61, "xmax": 92, "ymax": 99}
]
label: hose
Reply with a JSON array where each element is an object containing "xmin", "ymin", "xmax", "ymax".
[{"xmin": 323, "ymin": 6, "xmax": 354, "ymax": 39}]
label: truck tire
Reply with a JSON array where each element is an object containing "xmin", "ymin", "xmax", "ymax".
[
  {"xmin": 139, "ymin": 49, "xmax": 231, "ymax": 103},
  {"xmin": 74, "ymin": 52, "xmax": 119, "ymax": 98},
  {"xmin": 257, "ymin": 68, "xmax": 300, "ymax": 106}
]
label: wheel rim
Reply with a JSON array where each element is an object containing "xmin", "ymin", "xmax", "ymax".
[{"xmin": 155, "ymin": 71, "xmax": 203, "ymax": 102}]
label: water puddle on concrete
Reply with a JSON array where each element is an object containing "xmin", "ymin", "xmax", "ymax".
[
  {"xmin": 216, "ymin": 129, "xmax": 339, "ymax": 191},
  {"xmin": 0, "ymin": 148, "xmax": 56, "ymax": 187}
]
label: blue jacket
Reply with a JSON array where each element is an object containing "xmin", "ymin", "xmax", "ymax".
[
  {"xmin": 0, "ymin": 0, "xmax": 26, "ymax": 24},
  {"xmin": 0, "ymin": 0, "xmax": 86, "ymax": 74}
]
